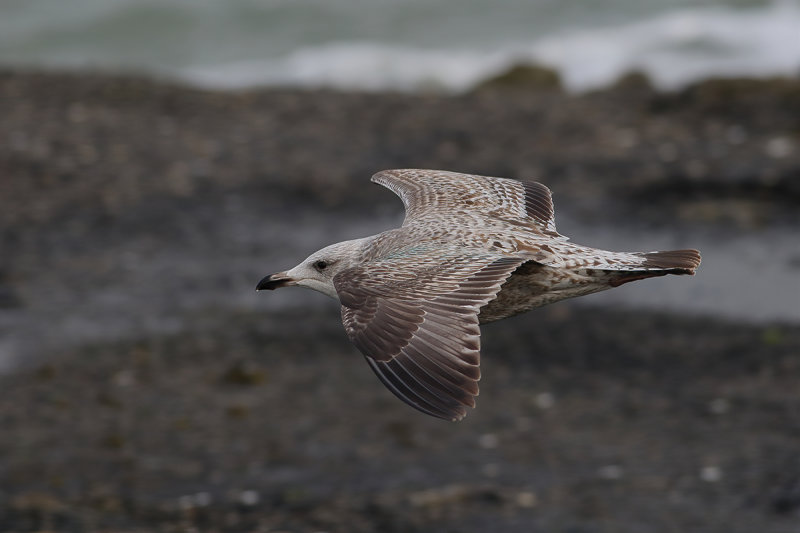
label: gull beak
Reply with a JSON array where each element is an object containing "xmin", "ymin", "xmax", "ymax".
[{"xmin": 256, "ymin": 271, "xmax": 297, "ymax": 291}]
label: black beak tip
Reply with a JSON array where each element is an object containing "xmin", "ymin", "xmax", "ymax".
[
  {"xmin": 256, "ymin": 274, "xmax": 291, "ymax": 291},
  {"xmin": 256, "ymin": 275, "xmax": 276, "ymax": 291}
]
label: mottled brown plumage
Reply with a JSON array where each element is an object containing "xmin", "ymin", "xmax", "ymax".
[{"xmin": 257, "ymin": 169, "xmax": 701, "ymax": 421}]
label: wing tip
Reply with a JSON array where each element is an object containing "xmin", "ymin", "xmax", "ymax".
[
  {"xmin": 365, "ymin": 356, "xmax": 474, "ymax": 422},
  {"xmin": 521, "ymin": 180, "xmax": 556, "ymax": 232}
]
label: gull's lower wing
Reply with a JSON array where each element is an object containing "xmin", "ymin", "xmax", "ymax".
[{"xmin": 336, "ymin": 255, "xmax": 523, "ymax": 421}]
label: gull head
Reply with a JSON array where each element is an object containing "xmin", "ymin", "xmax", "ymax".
[{"xmin": 256, "ymin": 238, "xmax": 369, "ymax": 299}]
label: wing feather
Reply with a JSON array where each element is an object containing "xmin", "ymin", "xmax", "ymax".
[
  {"xmin": 372, "ymin": 169, "xmax": 558, "ymax": 233},
  {"xmin": 337, "ymin": 254, "xmax": 522, "ymax": 421}
]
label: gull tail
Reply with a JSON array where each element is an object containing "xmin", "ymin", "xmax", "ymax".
[
  {"xmin": 640, "ymin": 249, "xmax": 701, "ymax": 273},
  {"xmin": 608, "ymin": 249, "xmax": 701, "ymax": 287}
]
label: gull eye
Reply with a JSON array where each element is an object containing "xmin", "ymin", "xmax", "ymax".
[{"xmin": 314, "ymin": 260, "xmax": 328, "ymax": 271}]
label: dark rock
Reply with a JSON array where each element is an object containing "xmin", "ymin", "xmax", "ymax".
[{"xmin": 473, "ymin": 63, "xmax": 563, "ymax": 92}]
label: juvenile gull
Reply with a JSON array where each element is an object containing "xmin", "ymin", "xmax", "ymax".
[{"xmin": 257, "ymin": 169, "xmax": 701, "ymax": 421}]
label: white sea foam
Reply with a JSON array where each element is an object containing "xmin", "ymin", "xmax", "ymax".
[
  {"xmin": 179, "ymin": 1, "xmax": 800, "ymax": 92},
  {"xmin": 532, "ymin": 1, "xmax": 800, "ymax": 90},
  {"xmin": 179, "ymin": 44, "xmax": 516, "ymax": 92},
  {"xmin": 0, "ymin": 1, "xmax": 798, "ymax": 92}
]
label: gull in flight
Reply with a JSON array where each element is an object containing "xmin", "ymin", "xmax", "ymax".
[{"xmin": 257, "ymin": 169, "xmax": 701, "ymax": 421}]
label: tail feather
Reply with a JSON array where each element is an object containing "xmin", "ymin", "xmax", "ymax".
[
  {"xmin": 641, "ymin": 249, "xmax": 701, "ymax": 273},
  {"xmin": 607, "ymin": 249, "xmax": 700, "ymax": 288}
]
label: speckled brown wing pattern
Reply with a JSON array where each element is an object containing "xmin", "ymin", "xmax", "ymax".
[
  {"xmin": 334, "ymin": 254, "xmax": 524, "ymax": 421},
  {"xmin": 371, "ymin": 169, "xmax": 700, "ymax": 274},
  {"xmin": 372, "ymin": 169, "xmax": 558, "ymax": 233}
]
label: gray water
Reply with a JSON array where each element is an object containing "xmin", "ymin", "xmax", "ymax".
[{"xmin": 1, "ymin": 0, "xmax": 799, "ymax": 91}]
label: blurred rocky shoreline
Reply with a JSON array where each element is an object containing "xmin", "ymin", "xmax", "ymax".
[
  {"xmin": 1, "ymin": 69, "xmax": 799, "ymax": 532},
  {"xmin": 2, "ymin": 67, "xmax": 799, "ymax": 233}
]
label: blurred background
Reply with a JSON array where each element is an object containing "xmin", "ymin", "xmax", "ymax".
[
  {"xmin": 1, "ymin": 1, "xmax": 799, "ymax": 532},
  {"xmin": 2, "ymin": 0, "xmax": 800, "ymax": 91}
]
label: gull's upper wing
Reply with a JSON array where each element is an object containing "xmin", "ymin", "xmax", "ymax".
[
  {"xmin": 372, "ymin": 169, "xmax": 558, "ymax": 234},
  {"xmin": 333, "ymin": 249, "xmax": 524, "ymax": 421}
]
